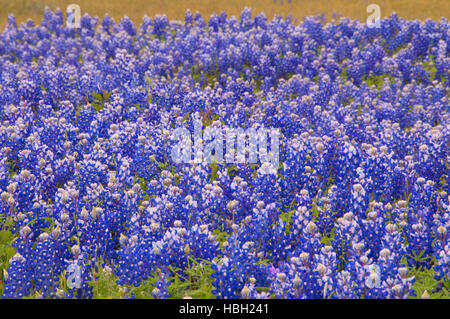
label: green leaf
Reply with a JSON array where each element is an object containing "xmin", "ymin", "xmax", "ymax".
[
  {"xmin": 0, "ymin": 230, "xmax": 16, "ymax": 295},
  {"xmin": 92, "ymin": 102, "xmax": 103, "ymax": 112},
  {"xmin": 87, "ymin": 264, "xmax": 124, "ymax": 299}
]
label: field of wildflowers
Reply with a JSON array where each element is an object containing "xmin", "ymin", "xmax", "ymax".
[{"xmin": 0, "ymin": 7, "xmax": 448, "ymax": 299}]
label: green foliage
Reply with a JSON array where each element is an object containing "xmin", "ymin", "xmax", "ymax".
[
  {"xmin": 34, "ymin": 217, "xmax": 56, "ymax": 234},
  {"xmin": 157, "ymin": 161, "xmax": 171, "ymax": 171},
  {"xmin": 0, "ymin": 216, "xmax": 14, "ymax": 230},
  {"xmin": 85, "ymin": 261, "xmax": 217, "ymax": 299},
  {"xmin": 208, "ymin": 162, "xmax": 220, "ymax": 183},
  {"xmin": 125, "ymin": 271, "xmax": 161, "ymax": 299},
  {"xmin": 56, "ymin": 270, "xmax": 72, "ymax": 298},
  {"xmin": 423, "ymin": 56, "xmax": 437, "ymax": 80},
  {"xmin": 90, "ymin": 90, "xmax": 112, "ymax": 112},
  {"xmin": 181, "ymin": 111, "xmax": 191, "ymax": 123},
  {"xmin": 191, "ymin": 66, "xmax": 220, "ymax": 89},
  {"xmin": 340, "ymin": 67, "xmax": 348, "ymax": 82},
  {"xmin": 191, "ymin": 66, "xmax": 201, "ymax": 83},
  {"xmin": 227, "ymin": 164, "xmax": 239, "ymax": 179},
  {"xmin": 320, "ymin": 227, "xmax": 336, "ymax": 246},
  {"xmin": 254, "ymin": 77, "xmax": 262, "ymax": 92},
  {"xmin": 408, "ymin": 249, "xmax": 434, "ymax": 266},
  {"xmin": 212, "ymin": 229, "xmax": 231, "ymax": 248},
  {"xmin": 279, "ymin": 200, "xmax": 297, "ymax": 234},
  {"xmin": 88, "ymin": 265, "xmax": 124, "ymax": 299},
  {"xmin": 363, "ymin": 74, "xmax": 395, "ymax": 90},
  {"xmin": 0, "ymin": 229, "xmax": 16, "ymax": 295},
  {"xmin": 313, "ymin": 74, "xmax": 318, "ymax": 83},
  {"xmin": 138, "ymin": 177, "xmax": 149, "ymax": 192},
  {"xmin": 168, "ymin": 261, "xmax": 216, "ymax": 299},
  {"xmin": 199, "ymin": 108, "xmax": 220, "ymax": 127},
  {"xmin": 409, "ymin": 266, "xmax": 450, "ymax": 299},
  {"xmin": 439, "ymin": 173, "xmax": 448, "ymax": 190}
]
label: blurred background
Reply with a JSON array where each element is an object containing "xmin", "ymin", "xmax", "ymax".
[{"xmin": 0, "ymin": 0, "xmax": 448, "ymax": 28}]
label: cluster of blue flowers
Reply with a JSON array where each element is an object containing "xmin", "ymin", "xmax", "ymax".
[{"xmin": 0, "ymin": 8, "xmax": 448, "ymax": 299}]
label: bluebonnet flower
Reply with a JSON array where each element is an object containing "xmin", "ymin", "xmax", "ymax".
[
  {"xmin": 211, "ymin": 227, "xmax": 267, "ymax": 299},
  {"xmin": 2, "ymin": 253, "xmax": 33, "ymax": 298},
  {"xmin": 0, "ymin": 9, "xmax": 448, "ymax": 299}
]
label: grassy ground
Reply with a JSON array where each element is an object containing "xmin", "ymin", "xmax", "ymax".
[{"xmin": 0, "ymin": 0, "xmax": 448, "ymax": 28}]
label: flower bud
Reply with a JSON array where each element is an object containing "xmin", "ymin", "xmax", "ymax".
[
  {"xmin": 421, "ymin": 290, "xmax": 430, "ymax": 299},
  {"xmin": 72, "ymin": 245, "xmax": 81, "ymax": 259},
  {"xmin": 152, "ymin": 287, "xmax": 160, "ymax": 297},
  {"xmin": 52, "ymin": 226, "xmax": 61, "ymax": 239},
  {"xmin": 20, "ymin": 226, "xmax": 31, "ymax": 237},
  {"xmin": 437, "ymin": 225, "xmax": 446, "ymax": 237},
  {"xmin": 39, "ymin": 232, "xmax": 49, "ymax": 242},
  {"xmin": 276, "ymin": 272, "xmax": 286, "ymax": 282},
  {"xmin": 306, "ymin": 221, "xmax": 317, "ymax": 235},
  {"xmin": 241, "ymin": 286, "xmax": 250, "ymax": 298},
  {"xmin": 380, "ymin": 248, "xmax": 390, "ymax": 259},
  {"xmin": 398, "ymin": 267, "xmax": 408, "ymax": 279},
  {"xmin": 293, "ymin": 274, "xmax": 301, "ymax": 286},
  {"xmin": 174, "ymin": 220, "xmax": 182, "ymax": 228}
]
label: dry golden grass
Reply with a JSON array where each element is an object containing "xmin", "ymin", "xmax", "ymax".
[{"xmin": 0, "ymin": 0, "xmax": 448, "ymax": 29}]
